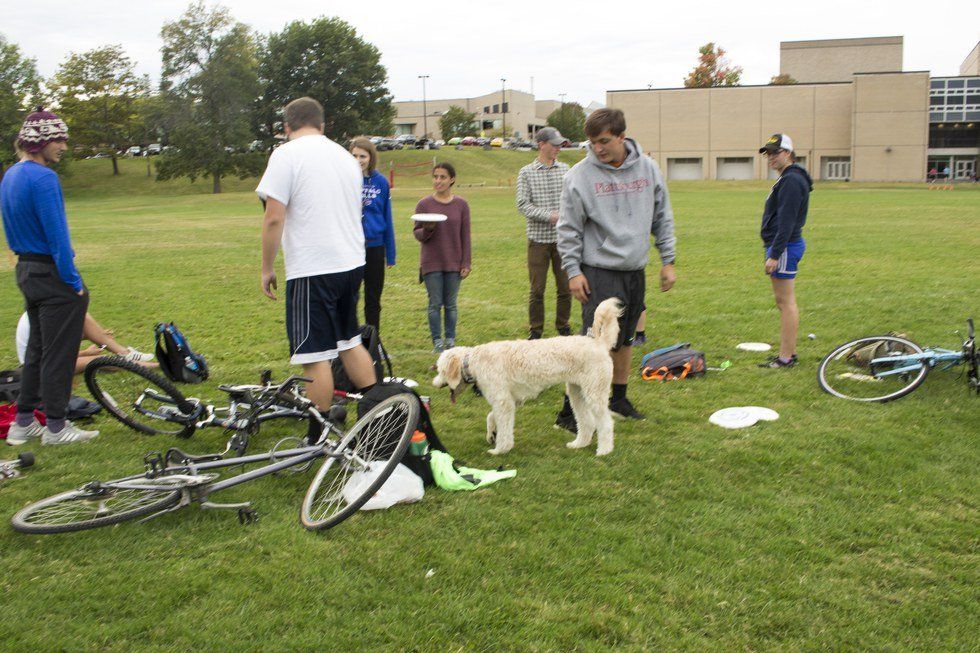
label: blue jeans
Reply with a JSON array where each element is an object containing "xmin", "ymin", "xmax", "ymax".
[{"xmin": 423, "ymin": 271, "xmax": 461, "ymax": 343}]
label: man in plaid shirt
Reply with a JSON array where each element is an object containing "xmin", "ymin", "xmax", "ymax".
[{"xmin": 516, "ymin": 127, "xmax": 572, "ymax": 339}]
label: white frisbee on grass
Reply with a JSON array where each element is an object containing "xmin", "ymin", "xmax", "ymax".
[
  {"xmin": 736, "ymin": 342, "xmax": 772, "ymax": 352},
  {"xmin": 411, "ymin": 213, "xmax": 447, "ymax": 222},
  {"xmin": 709, "ymin": 406, "xmax": 780, "ymax": 429}
]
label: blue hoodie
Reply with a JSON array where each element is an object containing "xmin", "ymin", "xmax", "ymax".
[
  {"xmin": 361, "ymin": 170, "xmax": 395, "ymax": 265},
  {"xmin": 761, "ymin": 164, "xmax": 812, "ymax": 259}
]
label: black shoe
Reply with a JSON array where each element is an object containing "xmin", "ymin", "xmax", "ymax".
[
  {"xmin": 554, "ymin": 409, "xmax": 577, "ymax": 433},
  {"xmin": 758, "ymin": 354, "xmax": 798, "ymax": 369},
  {"xmin": 528, "ymin": 330, "xmax": 542, "ymax": 340},
  {"xmin": 609, "ymin": 397, "xmax": 645, "ymax": 420},
  {"xmin": 557, "ymin": 327, "xmax": 572, "ymax": 336}
]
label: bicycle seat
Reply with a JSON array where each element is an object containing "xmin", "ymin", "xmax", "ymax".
[
  {"xmin": 166, "ymin": 447, "xmax": 223, "ymax": 465},
  {"xmin": 218, "ymin": 384, "xmax": 262, "ymax": 401}
]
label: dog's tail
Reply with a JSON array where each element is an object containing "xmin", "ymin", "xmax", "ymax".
[{"xmin": 591, "ymin": 298, "xmax": 622, "ymax": 351}]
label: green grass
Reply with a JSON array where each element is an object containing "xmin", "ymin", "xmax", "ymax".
[{"xmin": 1, "ymin": 157, "xmax": 978, "ymax": 651}]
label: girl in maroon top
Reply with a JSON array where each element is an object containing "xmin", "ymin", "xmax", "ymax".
[{"xmin": 414, "ymin": 162, "xmax": 471, "ymax": 352}]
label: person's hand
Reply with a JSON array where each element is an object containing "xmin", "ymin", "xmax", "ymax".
[
  {"xmin": 76, "ymin": 289, "xmax": 86, "ymax": 296},
  {"xmin": 460, "ymin": 267, "xmax": 470, "ymax": 279},
  {"xmin": 262, "ymin": 270, "xmax": 278, "ymax": 300},
  {"xmin": 764, "ymin": 258, "xmax": 779, "ymax": 275},
  {"xmin": 660, "ymin": 263, "xmax": 676, "ymax": 292},
  {"xmin": 568, "ymin": 274, "xmax": 590, "ymax": 303},
  {"xmin": 549, "ymin": 211, "xmax": 559, "ymax": 226},
  {"xmin": 80, "ymin": 345, "xmax": 102, "ymax": 356}
]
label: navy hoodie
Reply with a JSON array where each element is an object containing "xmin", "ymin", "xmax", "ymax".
[
  {"xmin": 761, "ymin": 164, "xmax": 812, "ymax": 259},
  {"xmin": 361, "ymin": 170, "xmax": 396, "ymax": 265}
]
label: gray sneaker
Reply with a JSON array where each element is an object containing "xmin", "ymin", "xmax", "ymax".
[
  {"xmin": 42, "ymin": 421, "xmax": 100, "ymax": 445},
  {"xmin": 6, "ymin": 419, "xmax": 44, "ymax": 446}
]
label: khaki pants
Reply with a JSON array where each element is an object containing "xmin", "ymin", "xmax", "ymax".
[{"xmin": 527, "ymin": 240, "xmax": 571, "ymax": 333}]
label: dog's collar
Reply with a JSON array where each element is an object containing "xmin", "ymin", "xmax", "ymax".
[{"xmin": 462, "ymin": 355, "xmax": 476, "ymax": 384}]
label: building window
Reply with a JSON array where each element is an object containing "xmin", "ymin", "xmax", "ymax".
[
  {"xmin": 484, "ymin": 106, "xmax": 490, "ymax": 113},
  {"xmin": 947, "ymin": 79, "xmax": 965, "ymax": 88},
  {"xmin": 822, "ymin": 156, "xmax": 851, "ymax": 181},
  {"xmin": 492, "ymin": 104, "xmax": 499, "ymax": 113},
  {"xmin": 502, "ymin": 102, "xmax": 509, "ymax": 113},
  {"xmin": 666, "ymin": 158, "xmax": 703, "ymax": 180},
  {"xmin": 930, "ymin": 79, "xmax": 945, "ymax": 89},
  {"xmin": 929, "ymin": 123, "xmax": 980, "ymax": 148}
]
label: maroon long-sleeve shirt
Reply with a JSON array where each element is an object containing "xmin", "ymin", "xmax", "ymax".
[{"xmin": 413, "ymin": 195, "xmax": 471, "ymax": 275}]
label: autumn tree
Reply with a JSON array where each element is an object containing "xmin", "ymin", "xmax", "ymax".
[
  {"xmin": 769, "ymin": 74, "xmax": 797, "ymax": 85},
  {"xmin": 683, "ymin": 43, "xmax": 742, "ymax": 88}
]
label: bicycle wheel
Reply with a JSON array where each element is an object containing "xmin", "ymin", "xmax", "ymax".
[
  {"xmin": 12, "ymin": 483, "xmax": 181, "ymax": 534},
  {"xmin": 818, "ymin": 335, "xmax": 929, "ymax": 402},
  {"xmin": 301, "ymin": 393, "xmax": 418, "ymax": 531},
  {"xmin": 85, "ymin": 356, "xmax": 197, "ymax": 437}
]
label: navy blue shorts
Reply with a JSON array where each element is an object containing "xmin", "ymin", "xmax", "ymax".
[
  {"xmin": 285, "ymin": 267, "xmax": 364, "ymax": 364},
  {"xmin": 766, "ymin": 239, "xmax": 806, "ymax": 279}
]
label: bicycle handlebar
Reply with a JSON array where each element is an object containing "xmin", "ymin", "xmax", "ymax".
[{"xmin": 968, "ymin": 318, "xmax": 975, "ymax": 340}]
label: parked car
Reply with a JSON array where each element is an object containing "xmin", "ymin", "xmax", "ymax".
[
  {"xmin": 89, "ymin": 152, "xmax": 111, "ymax": 159},
  {"xmin": 476, "ymin": 137, "xmax": 490, "ymax": 147},
  {"xmin": 460, "ymin": 136, "xmax": 478, "ymax": 146},
  {"xmin": 447, "ymin": 137, "xmax": 462, "ymax": 146},
  {"xmin": 146, "ymin": 143, "xmax": 162, "ymax": 155},
  {"xmin": 377, "ymin": 138, "xmax": 402, "ymax": 151},
  {"xmin": 510, "ymin": 139, "xmax": 533, "ymax": 150},
  {"xmin": 125, "ymin": 146, "xmax": 141, "ymax": 157},
  {"xmin": 490, "ymin": 137, "xmax": 504, "ymax": 148},
  {"xmin": 415, "ymin": 137, "xmax": 441, "ymax": 150},
  {"xmin": 369, "ymin": 136, "xmax": 384, "ymax": 145},
  {"xmin": 395, "ymin": 134, "xmax": 417, "ymax": 147}
]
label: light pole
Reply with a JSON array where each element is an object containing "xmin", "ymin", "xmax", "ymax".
[
  {"xmin": 559, "ymin": 93, "xmax": 566, "ymax": 105},
  {"xmin": 501, "ymin": 78, "xmax": 506, "ymax": 137},
  {"xmin": 418, "ymin": 75, "xmax": 429, "ymax": 139}
]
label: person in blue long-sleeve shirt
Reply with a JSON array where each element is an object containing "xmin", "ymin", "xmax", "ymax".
[
  {"xmin": 349, "ymin": 138, "xmax": 396, "ymax": 333},
  {"xmin": 1, "ymin": 108, "xmax": 98, "ymax": 445},
  {"xmin": 758, "ymin": 133, "xmax": 813, "ymax": 369}
]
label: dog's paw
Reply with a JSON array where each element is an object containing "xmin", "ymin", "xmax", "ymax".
[
  {"xmin": 595, "ymin": 445, "xmax": 613, "ymax": 456},
  {"xmin": 486, "ymin": 430, "xmax": 496, "ymax": 445},
  {"xmin": 566, "ymin": 439, "xmax": 590, "ymax": 449},
  {"xmin": 487, "ymin": 446, "xmax": 510, "ymax": 455}
]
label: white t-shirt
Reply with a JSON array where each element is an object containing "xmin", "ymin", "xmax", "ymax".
[
  {"xmin": 15, "ymin": 312, "xmax": 29, "ymax": 365},
  {"xmin": 256, "ymin": 134, "xmax": 365, "ymax": 280}
]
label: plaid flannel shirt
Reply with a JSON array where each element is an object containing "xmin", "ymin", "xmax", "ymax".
[{"xmin": 516, "ymin": 159, "xmax": 570, "ymax": 244}]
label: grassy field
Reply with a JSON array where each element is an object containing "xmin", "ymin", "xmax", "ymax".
[{"xmin": 1, "ymin": 157, "xmax": 977, "ymax": 651}]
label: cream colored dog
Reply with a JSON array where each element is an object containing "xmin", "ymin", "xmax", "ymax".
[{"xmin": 433, "ymin": 298, "xmax": 621, "ymax": 456}]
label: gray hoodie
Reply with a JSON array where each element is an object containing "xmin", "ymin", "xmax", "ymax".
[{"xmin": 557, "ymin": 138, "xmax": 675, "ymax": 278}]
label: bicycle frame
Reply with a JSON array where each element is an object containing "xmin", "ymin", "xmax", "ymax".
[{"xmin": 870, "ymin": 347, "xmax": 965, "ymax": 378}]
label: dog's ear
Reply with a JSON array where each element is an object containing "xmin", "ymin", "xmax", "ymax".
[{"xmin": 443, "ymin": 350, "xmax": 463, "ymax": 387}]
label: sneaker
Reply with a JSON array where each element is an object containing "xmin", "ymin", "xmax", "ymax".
[
  {"xmin": 125, "ymin": 347, "xmax": 154, "ymax": 363},
  {"xmin": 6, "ymin": 419, "xmax": 44, "ymax": 446},
  {"xmin": 41, "ymin": 421, "xmax": 99, "ymax": 445},
  {"xmin": 444, "ymin": 338, "xmax": 455, "ymax": 349},
  {"xmin": 609, "ymin": 397, "xmax": 645, "ymax": 420},
  {"xmin": 557, "ymin": 327, "xmax": 572, "ymax": 336},
  {"xmin": 554, "ymin": 409, "xmax": 577, "ymax": 434},
  {"xmin": 758, "ymin": 354, "xmax": 798, "ymax": 369},
  {"xmin": 432, "ymin": 339, "xmax": 444, "ymax": 354},
  {"xmin": 528, "ymin": 330, "xmax": 542, "ymax": 340}
]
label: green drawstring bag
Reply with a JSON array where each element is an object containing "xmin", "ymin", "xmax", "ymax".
[{"xmin": 429, "ymin": 450, "xmax": 516, "ymax": 491}]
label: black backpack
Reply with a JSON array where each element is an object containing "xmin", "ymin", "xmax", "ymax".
[
  {"xmin": 332, "ymin": 325, "xmax": 393, "ymax": 393},
  {"xmin": 154, "ymin": 323, "xmax": 209, "ymax": 384},
  {"xmin": 0, "ymin": 369, "xmax": 21, "ymax": 404},
  {"xmin": 356, "ymin": 381, "xmax": 446, "ymax": 486},
  {"xmin": 640, "ymin": 344, "xmax": 707, "ymax": 381}
]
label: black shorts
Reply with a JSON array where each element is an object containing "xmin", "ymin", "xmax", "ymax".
[
  {"xmin": 580, "ymin": 264, "xmax": 645, "ymax": 350},
  {"xmin": 285, "ymin": 267, "xmax": 364, "ymax": 364}
]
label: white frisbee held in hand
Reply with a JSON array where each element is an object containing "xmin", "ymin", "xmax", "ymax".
[
  {"xmin": 736, "ymin": 342, "xmax": 772, "ymax": 352},
  {"xmin": 411, "ymin": 213, "xmax": 447, "ymax": 222}
]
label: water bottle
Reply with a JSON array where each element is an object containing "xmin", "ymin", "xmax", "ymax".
[{"xmin": 409, "ymin": 430, "xmax": 429, "ymax": 457}]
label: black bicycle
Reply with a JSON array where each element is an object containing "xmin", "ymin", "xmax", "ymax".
[{"xmin": 11, "ymin": 377, "xmax": 418, "ymax": 534}]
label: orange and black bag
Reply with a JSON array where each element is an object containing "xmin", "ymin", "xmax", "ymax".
[{"xmin": 640, "ymin": 345, "xmax": 707, "ymax": 381}]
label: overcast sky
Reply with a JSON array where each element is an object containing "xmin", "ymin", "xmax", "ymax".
[{"xmin": 4, "ymin": 0, "xmax": 978, "ymax": 106}]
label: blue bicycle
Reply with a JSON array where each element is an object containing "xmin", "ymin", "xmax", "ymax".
[{"xmin": 818, "ymin": 319, "xmax": 978, "ymax": 402}]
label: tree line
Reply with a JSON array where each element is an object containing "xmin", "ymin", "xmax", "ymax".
[{"xmin": 0, "ymin": 2, "xmax": 394, "ymax": 192}]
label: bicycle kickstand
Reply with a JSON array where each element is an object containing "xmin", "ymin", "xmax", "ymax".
[{"xmin": 200, "ymin": 500, "xmax": 259, "ymax": 525}]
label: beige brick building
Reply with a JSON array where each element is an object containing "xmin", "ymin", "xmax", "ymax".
[
  {"xmin": 607, "ymin": 36, "xmax": 979, "ymax": 182},
  {"xmin": 393, "ymin": 89, "xmax": 550, "ymax": 140}
]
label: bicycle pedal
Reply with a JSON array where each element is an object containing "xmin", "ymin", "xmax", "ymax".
[{"xmin": 238, "ymin": 508, "xmax": 259, "ymax": 525}]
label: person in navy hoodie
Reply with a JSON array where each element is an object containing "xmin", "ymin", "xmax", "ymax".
[
  {"xmin": 758, "ymin": 133, "xmax": 813, "ymax": 369},
  {"xmin": 349, "ymin": 137, "xmax": 395, "ymax": 333},
  {"xmin": 1, "ymin": 108, "xmax": 98, "ymax": 445}
]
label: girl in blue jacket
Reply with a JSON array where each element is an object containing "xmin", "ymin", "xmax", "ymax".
[{"xmin": 350, "ymin": 138, "xmax": 396, "ymax": 333}]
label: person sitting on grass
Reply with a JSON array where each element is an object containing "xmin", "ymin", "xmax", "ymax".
[{"xmin": 15, "ymin": 311, "xmax": 155, "ymax": 375}]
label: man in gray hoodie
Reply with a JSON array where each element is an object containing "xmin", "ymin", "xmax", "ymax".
[{"xmin": 556, "ymin": 108, "xmax": 676, "ymax": 423}]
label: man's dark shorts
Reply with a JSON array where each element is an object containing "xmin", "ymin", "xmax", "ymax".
[
  {"xmin": 579, "ymin": 264, "xmax": 645, "ymax": 350},
  {"xmin": 285, "ymin": 266, "xmax": 364, "ymax": 364}
]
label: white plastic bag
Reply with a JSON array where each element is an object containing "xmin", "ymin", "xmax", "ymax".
[{"xmin": 342, "ymin": 462, "xmax": 424, "ymax": 510}]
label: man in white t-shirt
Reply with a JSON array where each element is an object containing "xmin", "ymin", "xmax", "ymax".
[{"xmin": 256, "ymin": 97, "xmax": 377, "ymax": 431}]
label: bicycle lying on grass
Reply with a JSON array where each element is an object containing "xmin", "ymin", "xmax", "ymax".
[
  {"xmin": 11, "ymin": 376, "xmax": 417, "ymax": 534},
  {"xmin": 817, "ymin": 318, "xmax": 978, "ymax": 402}
]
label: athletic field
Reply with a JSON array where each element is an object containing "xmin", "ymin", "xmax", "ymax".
[{"xmin": 1, "ymin": 155, "xmax": 977, "ymax": 651}]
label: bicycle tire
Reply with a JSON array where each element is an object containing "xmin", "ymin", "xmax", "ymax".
[
  {"xmin": 85, "ymin": 356, "xmax": 197, "ymax": 438},
  {"xmin": 11, "ymin": 484, "xmax": 181, "ymax": 534},
  {"xmin": 818, "ymin": 335, "xmax": 929, "ymax": 402},
  {"xmin": 301, "ymin": 393, "xmax": 418, "ymax": 531}
]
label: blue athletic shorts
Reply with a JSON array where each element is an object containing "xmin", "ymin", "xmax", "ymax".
[
  {"xmin": 766, "ymin": 239, "xmax": 805, "ymax": 279},
  {"xmin": 285, "ymin": 267, "xmax": 364, "ymax": 364}
]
